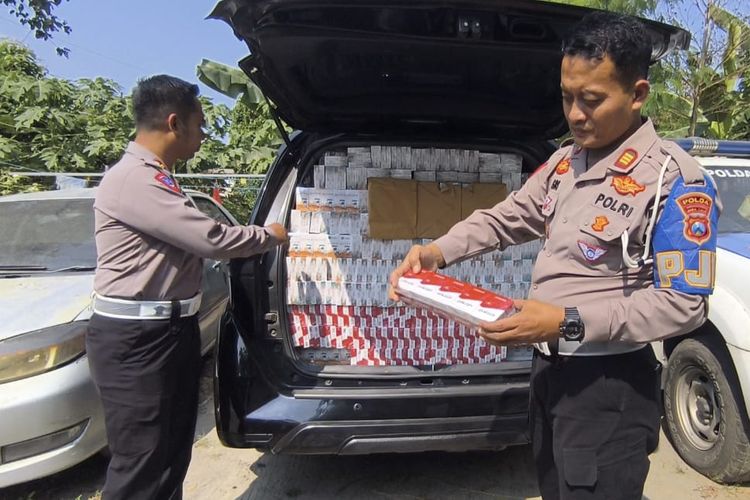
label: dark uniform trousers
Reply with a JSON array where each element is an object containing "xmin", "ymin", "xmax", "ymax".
[
  {"xmin": 86, "ymin": 311, "xmax": 201, "ymax": 500},
  {"xmin": 530, "ymin": 346, "xmax": 662, "ymax": 500}
]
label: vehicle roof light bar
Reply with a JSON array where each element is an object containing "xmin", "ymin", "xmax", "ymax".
[{"xmin": 674, "ymin": 137, "xmax": 750, "ymax": 157}]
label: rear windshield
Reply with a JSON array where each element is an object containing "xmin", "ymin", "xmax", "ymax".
[
  {"xmin": 705, "ymin": 166, "xmax": 750, "ymax": 234},
  {"xmin": 0, "ymin": 198, "xmax": 96, "ymax": 270}
]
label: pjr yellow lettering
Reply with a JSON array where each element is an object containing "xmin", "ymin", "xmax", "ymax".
[
  {"xmin": 685, "ymin": 251, "xmax": 716, "ymax": 288},
  {"xmin": 656, "ymin": 250, "xmax": 715, "ymax": 289},
  {"xmin": 656, "ymin": 251, "xmax": 683, "ymax": 288}
]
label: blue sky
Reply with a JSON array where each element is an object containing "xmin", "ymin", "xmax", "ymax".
[
  {"xmin": 0, "ymin": 0, "xmax": 247, "ymax": 105},
  {"xmin": 1, "ymin": 1, "xmax": 747, "ymax": 106}
]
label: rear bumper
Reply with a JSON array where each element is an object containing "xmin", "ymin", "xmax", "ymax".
[
  {"xmin": 272, "ymin": 414, "xmax": 529, "ymax": 454},
  {"xmin": 217, "ymin": 384, "xmax": 530, "ymax": 454}
]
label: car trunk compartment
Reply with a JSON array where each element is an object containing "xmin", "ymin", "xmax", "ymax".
[{"xmin": 279, "ymin": 141, "xmax": 543, "ymax": 373}]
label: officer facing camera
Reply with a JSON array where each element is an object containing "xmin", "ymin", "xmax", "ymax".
[
  {"xmin": 87, "ymin": 74, "xmax": 287, "ymax": 500},
  {"xmin": 390, "ymin": 12, "xmax": 720, "ymax": 500}
]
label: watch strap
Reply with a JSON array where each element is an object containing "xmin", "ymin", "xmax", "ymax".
[
  {"xmin": 564, "ymin": 306, "xmax": 581, "ymax": 322},
  {"xmin": 560, "ymin": 306, "xmax": 584, "ymax": 341}
]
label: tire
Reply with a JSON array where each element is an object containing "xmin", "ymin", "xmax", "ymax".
[{"xmin": 663, "ymin": 335, "xmax": 750, "ymax": 483}]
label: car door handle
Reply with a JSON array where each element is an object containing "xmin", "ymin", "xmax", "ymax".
[
  {"xmin": 264, "ymin": 312, "xmax": 278, "ymax": 324},
  {"xmin": 212, "ymin": 261, "xmax": 222, "ymax": 270}
]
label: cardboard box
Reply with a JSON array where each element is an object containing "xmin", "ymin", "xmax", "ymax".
[
  {"xmin": 460, "ymin": 182, "xmax": 508, "ymax": 219},
  {"xmin": 368, "ymin": 178, "xmax": 418, "ymax": 239},
  {"xmin": 416, "ymin": 181, "xmax": 461, "ymax": 238},
  {"xmin": 368, "ymin": 178, "xmax": 509, "ymax": 240}
]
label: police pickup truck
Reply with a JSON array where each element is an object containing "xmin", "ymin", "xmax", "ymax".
[{"xmin": 657, "ymin": 138, "xmax": 750, "ymax": 484}]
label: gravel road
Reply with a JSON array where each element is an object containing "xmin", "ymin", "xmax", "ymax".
[{"xmin": 3, "ymin": 358, "xmax": 749, "ymax": 500}]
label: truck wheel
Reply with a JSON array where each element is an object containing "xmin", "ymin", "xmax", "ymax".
[{"xmin": 663, "ymin": 336, "xmax": 750, "ymax": 483}]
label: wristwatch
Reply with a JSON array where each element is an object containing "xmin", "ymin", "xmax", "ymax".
[{"xmin": 559, "ymin": 307, "xmax": 585, "ymax": 342}]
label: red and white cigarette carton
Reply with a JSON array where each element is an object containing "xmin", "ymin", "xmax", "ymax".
[{"xmin": 396, "ymin": 270, "xmax": 516, "ymax": 327}]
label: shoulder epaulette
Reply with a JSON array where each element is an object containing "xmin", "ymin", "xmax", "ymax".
[{"xmin": 660, "ymin": 141, "xmax": 703, "ymax": 185}]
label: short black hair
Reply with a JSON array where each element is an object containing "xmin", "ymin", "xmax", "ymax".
[
  {"xmin": 132, "ymin": 75, "xmax": 200, "ymax": 130},
  {"xmin": 562, "ymin": 12, "xmax": 652, "ymax": 87}
]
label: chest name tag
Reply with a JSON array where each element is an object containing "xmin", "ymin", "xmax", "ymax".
[{"xmin": 593, "ymin": 193, "xmax": 635, "ymax": 218}]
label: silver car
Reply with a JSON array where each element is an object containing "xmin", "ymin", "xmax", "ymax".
[{"xmin": 0, "ymin": 187, "xmax": 237, "ymax": 487}]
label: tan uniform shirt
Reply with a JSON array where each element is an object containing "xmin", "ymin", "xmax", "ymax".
[
  {"xmin": 94, "ymin": 142, "xmax": 278, "ymax": 300},
  {"xmin": 435, "ymin": 120, "xmax": 719, "ymax": 355}
]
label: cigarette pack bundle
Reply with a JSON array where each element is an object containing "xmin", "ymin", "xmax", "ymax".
[{"xmin": 396, "ymin": 270, "xmax": 516, "ymax": 327}]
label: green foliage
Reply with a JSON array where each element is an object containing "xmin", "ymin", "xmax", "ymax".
[
  {"xmin": 196, "ymin": 58, "xmax": 265, "ymax": 104},
  {"xmin": 548, "ymin": 0, "xmax": 658, "ymax": 16},
  {"xmin": 194, "ymin": 59, "xmax": 287, "ymax": 174},
  {"xmin": 551, "ymin": 0, "xmax": 750, "ymax": 140},
  {"xmin": 0, "ymin": 40, "xmax": 133, "ymax": 194},
  {"xmin": 0, "ymin": 41, "xmax": 276, "ymax": 220},
  {"xmin": 181, "ymin": 176, "xmax": 264, "ymax": 224},
  {"xmin": 0, "ymin": 169, "xmax": 45, "ymax": 196},
  {"xmin": 186, "ymin": 96, "xmax": 279, "ymax": 221},
  {"xmin": 2, "ymin": 0, "xmax": 71, "ymax": 56},
  {"xmin": 190, "ymin": 97, "xmax": 282, "ymax": 175},
  {"xmin": 654, "ymin": 1, "xmax": 750, "ymax": 139},
  {"xmin": 0, "ymin": 40, "xmax": 132, "ymax": 188},
  {"xmin": 192, "ymin": 59, "xmax": 290, "ymax": 221}
]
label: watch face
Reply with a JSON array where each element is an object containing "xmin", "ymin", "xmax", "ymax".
[
  {"xmin": 560, "ymin": 307, "xmax": 584, "ymax": 342},
  {"xmin": 562, "ymin": 320, "xmax": 584, "ymax": 341}
]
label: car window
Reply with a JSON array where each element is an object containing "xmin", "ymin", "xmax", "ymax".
[
  {"xmin": 704, "ymin": 166, "xmax": 750, "ymax": 234},
  {"xmin": 191, "ymin": 196, "xmax": 233, "ymax": 226},
  {"xmin": 0, "ymin": 198, "xmax": 96, "ymax": 270}
]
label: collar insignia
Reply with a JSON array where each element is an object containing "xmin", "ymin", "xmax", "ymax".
[{"xmin": 555, "ymin": 158, "xmax": 571, "ymax": 175}]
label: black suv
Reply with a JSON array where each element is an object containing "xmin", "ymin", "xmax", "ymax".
[{"xmin": 210, "ymin": 0, "xmax": 688, "ymax": 455}]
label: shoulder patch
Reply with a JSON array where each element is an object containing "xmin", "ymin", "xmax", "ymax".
[
  {"xmin": 676, "ymin": 193, "xmax": 713, "ymax": 245},
  {"xmin": 652, "ymin": 173, "xmax": 718, "ymax": 295},
  {"xmin": 154, "ymin": 172, "xmax": 181, "ymax": 193}
]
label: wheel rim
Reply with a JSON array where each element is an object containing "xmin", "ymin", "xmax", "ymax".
[{"xmin": 674, "ymin": 365, "xmax": 721, "ymax": 450}]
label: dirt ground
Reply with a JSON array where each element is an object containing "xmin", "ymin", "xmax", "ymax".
[{"xmin": 3, "ymin": 358, "xmax": 750, "ymax": 500}]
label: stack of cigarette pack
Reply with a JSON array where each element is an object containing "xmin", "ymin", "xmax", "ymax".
[
  {"xmin": 314, "ymin": 147, "xmax": 528, "ymax": 191},
  {"xmin": 289, "ymin": 305, "xmax": 507, "ymax": 366},
  {"xmin": 288, "ymin": 145, "xmax": 537, "ymax": 366}
]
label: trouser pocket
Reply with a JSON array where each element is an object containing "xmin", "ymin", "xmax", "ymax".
[
  {"xmin": 563, "ymin": 448, "xmax": 597, "ymax": 488},
  {"xmin": 562, "ymin": 437, "xmax": 650, "ymax": 500}
]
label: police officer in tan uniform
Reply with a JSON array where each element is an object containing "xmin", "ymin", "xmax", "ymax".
[
  {"xmin": 87, "ymin": 75, "xmax": 288, "ymax": 500},
  {"xmin": 390, "ymin": 13, "xmax": 720, "ymax": 500}
]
